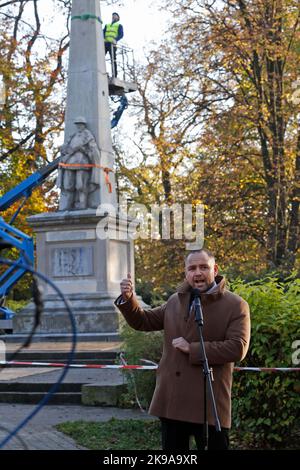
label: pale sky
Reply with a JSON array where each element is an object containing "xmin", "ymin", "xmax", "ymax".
[
  {"xmin": 101, "ymin": 0, "xmax": 168, "ymax": 60},
  {"xmin": 23, "ymin": 0, "xmax": 169, "ymax": 151},
  {"xmin": 38, "ymin": 0, "xmax": 169, "ymax": 62}
]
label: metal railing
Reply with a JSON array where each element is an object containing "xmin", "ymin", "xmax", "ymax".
[{"xmin": 105, "ymin": 43, "xmax": 136, "ymax": 83}]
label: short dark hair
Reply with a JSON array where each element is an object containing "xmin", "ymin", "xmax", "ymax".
[{"xmin": 185, "ymin": 248, "xmax": 215, "ymax": 265}]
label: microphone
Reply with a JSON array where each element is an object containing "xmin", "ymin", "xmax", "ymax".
[{"xmin": 191, "ymin": 288, "xmax": 204, "ymax": 326}]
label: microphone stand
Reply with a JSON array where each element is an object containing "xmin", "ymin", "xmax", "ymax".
[{"xmin": 194, "ymin": 292, "xmax": 221, "ymax": 450}]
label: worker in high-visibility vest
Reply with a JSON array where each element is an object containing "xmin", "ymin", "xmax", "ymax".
[{"xmin": 103, "ymin": 12, "xmax": 124, "ymax": 77}]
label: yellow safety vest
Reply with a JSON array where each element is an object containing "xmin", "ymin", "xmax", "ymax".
[{"xmin": 105, "ymin": 22, "xmax": 120, "ymax": 43}]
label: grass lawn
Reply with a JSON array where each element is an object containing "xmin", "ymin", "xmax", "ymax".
[
  {"xmin": 56, "ymin": 418, "xmax": 161, "ymax": 450},
  {"xmin": 56, "ymin": 418, "xmax": 300, "ymax": 450}
]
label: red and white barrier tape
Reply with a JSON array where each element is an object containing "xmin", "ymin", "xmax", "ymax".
[
  {"xmin": 0, "ymin": 361, "xmax": 299, "ymax": 372},
  {"xmin": 0, "ymin": 361, "xmax": 155, "ymax": 369},
  {"xmin": 234, "ymin": 367, "xmax": 300, "ymax": 372}
]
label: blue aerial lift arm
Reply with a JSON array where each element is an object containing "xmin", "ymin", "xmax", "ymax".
[
  {"xmin": 0, "ymin": 157, "xmax": 61, "ymax": 329},
  {"xmin": 0, "ymin": 157, "xmax": 60, "ymax": 213},
  {"xmin": 111, "ymin": 95, "xmax": 128, "ymax": 129}
]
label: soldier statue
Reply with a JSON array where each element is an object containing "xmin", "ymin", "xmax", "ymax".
[{"xmin": 57, "ymin": 117, "xmax": 101, "ymax": 210}]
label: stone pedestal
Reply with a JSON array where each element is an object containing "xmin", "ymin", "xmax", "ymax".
[{"xmin": 13, "ymin": 210, "xmax": 134, "ymax": 334}]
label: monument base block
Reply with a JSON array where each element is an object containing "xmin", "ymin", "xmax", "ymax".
[{"xmin": 13, "ymin": 209, "xmax": 134, "ymax": 335}]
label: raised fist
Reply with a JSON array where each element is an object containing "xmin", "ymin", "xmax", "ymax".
[{"xmin": 120, "ymin": 273, "xmax": 133, "ymax": 301}]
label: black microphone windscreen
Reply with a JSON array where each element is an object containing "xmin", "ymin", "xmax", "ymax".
[{"xmin": 191, "ymin": 288, "xmax": 201, "ymax": 297}]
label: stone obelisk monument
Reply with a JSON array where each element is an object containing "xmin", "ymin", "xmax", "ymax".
[
  {"xmin": 58, "ymin": 0, "xmax": 116, "ymax": 210},
  {"xmin": 14, "ymin": 0, "xmax": 134, "ymax": 337}
]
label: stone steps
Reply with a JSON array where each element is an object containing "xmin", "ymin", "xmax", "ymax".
[
  {"xmin": 0, "ymin": 391, "xmax": 82, "ymax": 405},
  {"xmin": 0, "ymin": 348, "xmax": 127, "ymax": 405},
  {"xmin": 0, "ymin": 382, "xmax": 82, "ymax": 392},
  {"xmin": 6, "ymin": 350, "xmax": 118, "ymax": 365},
  {"xmin": 1, "ymin": 333, "xmax": 120, "ymax": 343}
]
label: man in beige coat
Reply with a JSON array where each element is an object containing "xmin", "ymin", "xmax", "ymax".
[{"xmin": 116, "ymin": 249, "xmax": 250, "ymax": 450}]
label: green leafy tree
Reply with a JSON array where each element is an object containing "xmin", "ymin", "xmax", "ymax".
[
  {"xmin": 0, "ymin": 0, "xmax": 71, "ymax": 298},
  {"xmin": 115, "ymin": 0, "xmax": 300, "ymax": 289},
  {"xmin": 161, "ymin": 0, "xmax": 300, "ymax": 271}
]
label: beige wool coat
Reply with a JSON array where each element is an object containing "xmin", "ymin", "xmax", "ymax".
[{"xmin": 116, "ymin": 275, "xmax": 250, "ymax": 428}]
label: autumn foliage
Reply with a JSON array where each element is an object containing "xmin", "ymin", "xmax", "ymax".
[
  {"xmin": 0, "ymin": 1, "xmax": 299, "ymax": 299},
  {"xmin": 115, "ymin": 0, "xmax": 299, "ymax": 291}
]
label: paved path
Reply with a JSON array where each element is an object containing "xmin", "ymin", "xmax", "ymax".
[
  {"xmin": 0, "ymin": 403, "xmax": 151, "ymax": 450},
  {"xmin": 0, "ymin": 340, "xmax": 151, "ymax": 450}
]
